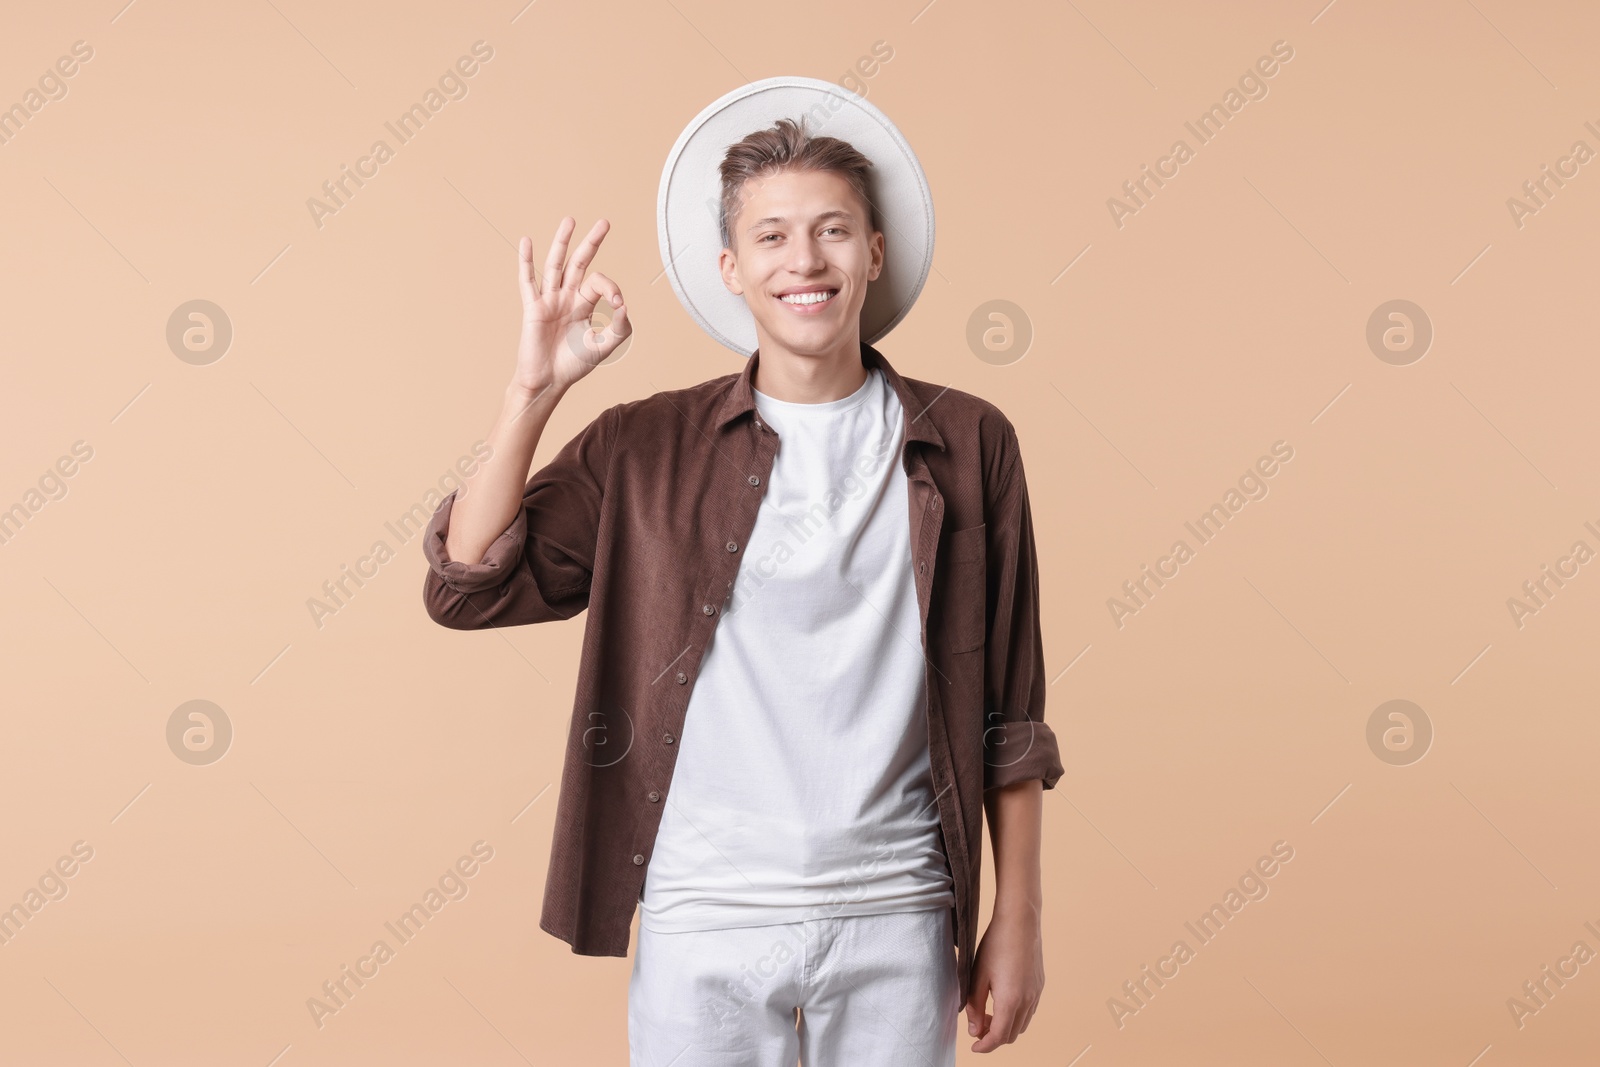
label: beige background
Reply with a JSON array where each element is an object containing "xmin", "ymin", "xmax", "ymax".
[{"xmin": 2, "ymin": 0, "xmax": 1597, "ymax": 1063}]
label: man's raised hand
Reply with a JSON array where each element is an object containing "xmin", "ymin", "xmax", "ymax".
[{"xmin": 513, "ymin": 217, "xmax": 630, "ymax": 400}]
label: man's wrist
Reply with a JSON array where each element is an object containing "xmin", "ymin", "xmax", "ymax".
[
  {"xmin": 991, "ymin": 892, "xmax": 1043, "ymax": 926},
  {"xmin": 504, "ymin": 378, "xmax": 566, "ymax": 412}
]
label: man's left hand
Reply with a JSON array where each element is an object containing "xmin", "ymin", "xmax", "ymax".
[{"xmin": 963, "ymin": 901, "xmax": 1044, "ymax": 1052}]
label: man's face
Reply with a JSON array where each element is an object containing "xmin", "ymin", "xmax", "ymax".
[{"xmin": 719, "ymin": 167, "xmax": 883, "ymax": 360}]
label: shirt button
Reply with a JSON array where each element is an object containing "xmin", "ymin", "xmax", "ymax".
[
  {"xmin": 919, "ymin": 561, "xmax": 926, "ymax": 574},
  {"xmin": 748, "ymin": 475, "xmax": 760, "ymax": 487},
  {"xmin": 648, "ymin": 790, "xmax": 661, "ymax": 802},
  {"xmin": 702, "ymin": 603, "xmax": 716, "ymax": 615},
  {"xmin": 663, "ymin": 733, "xmax": 674, "ymax": 744},
  {"xmin": 632, "ymin": 854, "xmax": 644, "ymax": 865},
  {"xmin": 675, "ymin": 671, "xmax": 687, "ymax": 684},
  {"xmin": 726, "ymin": 541, "xmax": 738, "ymax": 552}
]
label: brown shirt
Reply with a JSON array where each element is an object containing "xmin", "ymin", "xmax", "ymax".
[{"xmin": 420, "ymin": 341, "xmax": 1063, "ymax": 1005}]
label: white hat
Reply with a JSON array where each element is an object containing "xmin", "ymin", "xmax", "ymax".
[{"xmin": 657, "ymin": 75, "xmax": 935, "ymax": 357}]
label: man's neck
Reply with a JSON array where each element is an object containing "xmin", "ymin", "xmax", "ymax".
[{"xmin": 750, "ymin": 335, "xmax": 870, "ymax": 404}]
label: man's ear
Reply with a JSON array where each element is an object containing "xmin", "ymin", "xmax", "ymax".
[
  {"xmin": 868, "ymin": 229, "xmax": 885, "ymax": 283},
  {"xmin": 718, "ymin": 246, "xmax": 745, "ymax": 296}
]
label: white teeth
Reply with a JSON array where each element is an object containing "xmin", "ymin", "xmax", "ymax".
[{"xmin": 779, "ymin": 290, "xmax": 835, "ymax": 305}]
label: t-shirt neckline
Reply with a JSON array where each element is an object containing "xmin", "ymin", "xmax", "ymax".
[{"xmin": 752, "ymin": 366, "xmax": 879, "ymax": 418}]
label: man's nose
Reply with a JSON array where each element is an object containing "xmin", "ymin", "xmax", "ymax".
[{"xmin": 786, "ymin": 235, "xmax": 825, "ymax": 272}]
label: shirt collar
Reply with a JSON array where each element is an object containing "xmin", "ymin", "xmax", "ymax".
[{"xmin": 713, "ymin": 340, "xmax": 946, "ymax": 452}]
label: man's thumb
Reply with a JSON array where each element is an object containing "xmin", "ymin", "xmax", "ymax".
[{"xmin": 965, "ymin": 984, "xmax": 990, "ymax": 1035}]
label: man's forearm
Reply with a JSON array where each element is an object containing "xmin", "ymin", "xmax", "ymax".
[
  {"xmin": 445, "ymin": 381, "xmax": 569, "ymax": 566},
  {"xmin": 985, "ymin": 778, "xmax": 1044, "ymax": 917}
]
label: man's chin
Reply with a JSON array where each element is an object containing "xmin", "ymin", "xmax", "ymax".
[{"xmin": 752, "ymin": 319, "xmax": 856, "ymax": 359}]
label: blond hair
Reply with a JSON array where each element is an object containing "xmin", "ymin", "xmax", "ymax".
[{"xmin": 717, "ymin": 116, "xmax": 877, "ymax": 251}]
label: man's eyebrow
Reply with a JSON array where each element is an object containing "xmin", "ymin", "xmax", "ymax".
[{"xmin": 745, "ymin": 209, "xmax": 856, "ymax": 234}]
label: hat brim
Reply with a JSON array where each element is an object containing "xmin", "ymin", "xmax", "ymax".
[{"xmin": 657, "ymin": 76, "xmax": 935, "ymax": 358}]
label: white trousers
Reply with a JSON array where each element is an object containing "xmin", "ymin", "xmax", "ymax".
[{"xmin": 628, "ymin": 906, "xmax": 959, "ymax": 1067}]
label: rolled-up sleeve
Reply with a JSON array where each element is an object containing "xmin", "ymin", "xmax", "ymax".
[
  {"xmin": 422, "ymin": 404, "xmax": 615, "ymax": 630},
  {"xmin": 982, "ymin": 421, "xmax": 1065, "ymax": 792}
]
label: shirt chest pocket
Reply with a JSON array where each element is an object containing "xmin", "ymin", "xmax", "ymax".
[{"xmin": 938, "ymin": 523, "xmax": 987, "ymax": 654}]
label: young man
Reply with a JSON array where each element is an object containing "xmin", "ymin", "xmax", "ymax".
[{"xmin": 422, "ymin": 80, "xmax": 1061, "ymax": 1066}]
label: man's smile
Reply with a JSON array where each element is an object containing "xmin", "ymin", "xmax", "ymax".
[{"xmin": 776, "ymin": 286, "xmax": 840, "ymax": 313}]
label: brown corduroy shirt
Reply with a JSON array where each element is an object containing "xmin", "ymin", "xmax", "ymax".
[{"xmin": 420, "ymin": 341, "xmax": 1063, "ymax": 1005}]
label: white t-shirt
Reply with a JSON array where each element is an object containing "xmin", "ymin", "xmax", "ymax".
[{"xmin": 638, "ymin": 365, "xmax": 955, "ymax": 933}]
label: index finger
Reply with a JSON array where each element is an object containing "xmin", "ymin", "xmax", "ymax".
[{"xmin": 517, "ymin": 236, "xmax": 537, "ymax": 304}]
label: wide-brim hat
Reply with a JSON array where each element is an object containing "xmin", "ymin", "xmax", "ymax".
[{"xmin": 657, "ymin": 75, "xmax": 935, "ymax": 358}]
